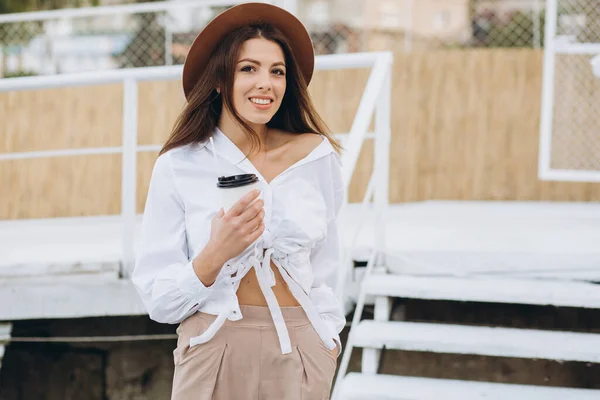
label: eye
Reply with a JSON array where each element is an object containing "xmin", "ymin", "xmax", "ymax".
[
  {"xmin": 272, "ymin": 68, "xmax": 286, "ymax": 76},
  {"xmin": 240, "ymin": 65, "xmax": 255, "ymax": 73}
]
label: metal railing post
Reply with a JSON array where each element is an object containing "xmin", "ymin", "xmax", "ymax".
[
  {"xmin": 340, "ymin": 53, "xmax": 392, "ymax": 188},
  {"xmin": 404, "ymin": 0, "xmax": 413, "ymax": 53},
  {"xmin": 373, "ymin": 57, "xmax": 392, "ymax": 266},
  {"xmin": 164, "ymin": 11, "xmax": 173, "ymax": 66},
  {"xmin": 121, "ymin": 78, "xmax": 138, "ymax": 278},
  {"xmin": 538, "ymin": 0, "xmax": 558, "ymax": 181},
  {"xmin": 533, "ymin": 0, "xmax": 542, "ymax": 49},
  {"xmin": 334, "ymin": 52, "xmax": 393, "ymax": 300}
]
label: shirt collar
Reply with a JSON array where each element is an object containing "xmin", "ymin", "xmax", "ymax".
[
  {"xmin": 209, "ymin": 127, "xmax": 336, "ymax": 174},
  {"xmin": 210, "ymin": 126, "xmax": 248, "ymax": 165}
]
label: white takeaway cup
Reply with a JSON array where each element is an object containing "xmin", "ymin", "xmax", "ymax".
[{"xmin": 217, "ymin": 173, "xmax": 262, "ymax": 213}]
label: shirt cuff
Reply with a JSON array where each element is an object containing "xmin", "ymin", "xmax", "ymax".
[{"xmin": 175, "ymin": 260, "xmax": 214, "ymax": 305}]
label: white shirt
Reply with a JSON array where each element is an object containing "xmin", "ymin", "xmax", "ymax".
[{"xmin": 132, "ymin": 127, "xmax": 346, "ymax": 355}]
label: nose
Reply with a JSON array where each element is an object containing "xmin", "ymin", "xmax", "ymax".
[{"xmin": 255, "ymin": 70, "xmax": 272, "ymax": 91}]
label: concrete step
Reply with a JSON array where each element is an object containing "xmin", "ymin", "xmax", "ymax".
[
  {"xmin": 337, "ymin": 373, "xmax": 600, "ymax": 400},
  {"xmin": 362, "ymin": 274, "xmax": 600, "ymax": 309},
  {"xmin": 353, "ymin": 320, "xmax": 600, "ymax": 363}
]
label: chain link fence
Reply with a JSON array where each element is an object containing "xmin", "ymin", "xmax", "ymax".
[
  {"xmin": 0, "ymin": 1, "xmax": 598, "ymax": 71},
  {"xmin": 470, "ymin": 0, "xmax": 545, "ymax": 48},
  {"xmin": 0, "ymin": 0, "xmax": 568, "ymax": 77},
  {"xmin": 550, "ymin": 53, "xmax": 600, "ymax": 172},
  {"xmin": 1, "ymin": 0, "xmax": 598, "ymax": 179},
  {"xmin": 546, "ymin": 0, "xmax": 600, "ymax": 173}
]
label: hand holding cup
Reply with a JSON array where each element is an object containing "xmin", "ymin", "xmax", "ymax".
[
  {"xmin": 208, "ymin": 189, "xmax": 265, "ymax": 261},
  {"xmin": 193, "ymin": 189, "xmax": 264, "ymax": 286}
]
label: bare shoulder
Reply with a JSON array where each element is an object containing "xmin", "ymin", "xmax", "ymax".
[
  {"xmin": 267, "ymin": 127, "xmax": 320, "ymax": 148},
  {"xmin": 279, "ymin": 131, "xmax": 323, "ymax": 151},
  {"xmin": 288, "ymin": 133, "xmax": 325, "ymax": 163},
  {"xmin": 268, "ymin": 130, "xmax": 324, "ymax": 165}
]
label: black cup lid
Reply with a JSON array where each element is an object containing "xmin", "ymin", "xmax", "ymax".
[{"xmin": 217, "ymin": 173, "xmax": 258, "ymax": 188}]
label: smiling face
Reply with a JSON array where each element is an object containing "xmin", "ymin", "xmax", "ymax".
[
  {"xmin": 227, "ymin": 37, "xmax": 287, "ymax": 127},
  {"xmin": 162, "ymin": 23, "xmax": 341, "ymax": 158}
]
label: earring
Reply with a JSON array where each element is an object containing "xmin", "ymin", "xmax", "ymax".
[{"xmin": 216, "ymin": 88, "xmax": 220, "ymax": 94}]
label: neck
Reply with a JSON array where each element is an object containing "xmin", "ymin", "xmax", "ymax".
[{"xmin": 218, "ymin": 109, "xmax": 267, "ymax": 155}]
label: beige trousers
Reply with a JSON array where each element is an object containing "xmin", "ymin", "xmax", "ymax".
[{"xmin": 171, "ymin": 305, "xmax": 338, "ymax": 400}]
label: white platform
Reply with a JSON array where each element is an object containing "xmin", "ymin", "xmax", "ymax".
[
  {"xmin": 1, "ymin": 201, "xmax": 599, "ymax": 320},
  {"xmin": 0, "ymin": 277, "xmax": 146, "ymax": 321},
  {"xmin": 346, "ymin": 201, "xmax": 600, "ymax": 281},
  {"xmin": 337, "ymin": 373, "xmax": 600, "ymax": 400}
]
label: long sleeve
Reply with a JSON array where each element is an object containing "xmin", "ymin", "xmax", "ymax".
[
  {"xmin": 132, "ymin": 152, "xmax": 213, "ymax": 324},
  {"xmin": 309, "ymin": 152, "xmax": 346, "ymax": 352}
]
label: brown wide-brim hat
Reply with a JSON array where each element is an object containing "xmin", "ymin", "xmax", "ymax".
[{"xmin": 182, "ymin": 2, "xmax": 315, "ymax": 100}]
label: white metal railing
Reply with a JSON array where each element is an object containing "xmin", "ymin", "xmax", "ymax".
[
  {"xmin": 0, "ymin": 65, "xmax": 182, "ymax": 277},
  {"xmin": 333, "ymin": 51, "xmax": 392, "ymax": 302},
  {"xmin": 0, "ymin": 51, "xmax": 393, "ymax": 288},
  {"xmin": 329, "ymin": 53, "xmax": 392, "ymax": 400}
]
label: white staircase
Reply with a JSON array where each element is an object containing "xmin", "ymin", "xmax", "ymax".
[{"xmin": 332, "ymin": 252, "xmax": 600, "ymax": 399}]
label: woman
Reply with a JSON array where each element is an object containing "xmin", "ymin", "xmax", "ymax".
[{"xmin": 132, "ymin": 3, "xmax": 346, "ymax": 399}]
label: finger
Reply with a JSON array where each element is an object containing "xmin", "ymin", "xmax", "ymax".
[
  {"xmin": 242, "ymin": 209, "xmax": 264, "ymax": 234},
  {"xmin": 247, "ymin": 222, "xmax": 265, "ymax": 242},
  {"xmin": 212, "ymin": 208, "xmax": 224, "ymax": 223},
  {"xmin": 239, "ymin": 199, "xmax": 264, "ymax": 223},
  {"xmin": 226, "ymin": 189, "xmax": 261, "ymax": 217}
]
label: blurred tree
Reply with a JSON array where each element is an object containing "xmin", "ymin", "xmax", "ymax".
[{"xmin": 0, "ymin": 0, "xmax": 28, "ymax": 13}]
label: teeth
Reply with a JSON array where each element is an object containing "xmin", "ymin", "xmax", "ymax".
[{"xmin": 250, "ymin": 98, "xmax": 271, "ymax": 105}]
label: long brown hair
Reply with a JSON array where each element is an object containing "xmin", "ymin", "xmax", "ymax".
[{"xmin": 159, "ymin": 22, "xmax": 341, "ymax": 156}]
